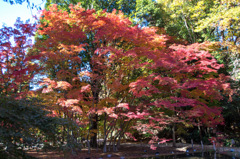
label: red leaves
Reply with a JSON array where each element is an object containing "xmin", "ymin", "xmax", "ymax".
[
  {"xmin": 41, "ymin": 78, "xmax": 73, "ymax": 92},
  {"xmin": 169, "ymin": 43, "xmax": 225, "ymax": 74},
  {"xmin": 158, "ymin": 139, "xmax": 172, "ymax": 144},
  {"xmin": 64, "ymin": 99, "xmax": 79, "ymax": 107},
  {"xmin": 153, "ymin": 76, "xmax": 177, "ymax": 86},
  {"xmin": 80, "ymin": 84, "xmax": 91, "ymax": 93},
  {"xmin": 0, "ymin": 19, "xmax": 37, "ymax": 97},
  {"xmin": 129, "ymin": 78, "xmax": 160, "ymax": 97},
  {"xmin": 116, "ymin": 103, "xmax": 129, "ymax": 110},
  {"xmin": 109, "ymin": 113, "xmax": 119, "ymax": 119},
  {"xmin": 125, "ymin": 132, "xmax": 137, "ymax": 141},
  {"xmin": 56, "ymin": 81, "xmax": 72, "ymax": 90},
  {"xmin": 42, "ymin": 87, "xmax": 53, "ymax": 93},
  {"xmin": 148, "ymin": 137, "xmax": 173, "ymax": 150},
  {"xmin": 150, "ymin": 145, "xmax": 157, "ymax": 150},
  {"xmin": 97, "ymin": 107, "xmax": 114, "ymax": 116}
]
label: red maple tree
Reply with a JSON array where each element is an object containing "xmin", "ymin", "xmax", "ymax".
[{"xmin": 33, "ymin": 3, "xmax": 231, "ymax": 151}]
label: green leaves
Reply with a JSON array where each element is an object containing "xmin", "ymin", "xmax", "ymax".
[
  {"xmin": 0, "ymin": 96, "xmax": 65, "ymax": 157},
  {"xmin": 45, "ymin": 0, "xmax": 136, "ymax": 16}
]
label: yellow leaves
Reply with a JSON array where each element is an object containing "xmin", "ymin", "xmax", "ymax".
[
  {"xmin": 98, "ymin": 98, "xmax": 118, "ymax": 108},
  {"xmin": 198, "ymin": 41, "xmax": 220, "ymax": 52},
  {"xmin": 158, "ymin": 0, "xmax": 184, "ymax": 8},
  {"xmin": 183, "ymin": 122, "xmax": 194, "ymax": 128},
  {"xmin": 195, "ymin": 1, "xmax": 240, "ymax": 32},
  {"xmin": 220, "ymin": 0, "xmax": 240, "ymax": 4},
  {"xmin": 190, "ymin": 1, "xmax": 206, "ymax": 19},
  {"xmin": 190, "ymin": 89, "xmax": 203, "ymax": 99}
]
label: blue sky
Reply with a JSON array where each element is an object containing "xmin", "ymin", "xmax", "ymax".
[
  {"xmin": 0, "ymin": 0, "xmax": 45, "ymax": 27},
  {"xmin": 0, "ymin": 0, "xmax": 46, "ymax": 90}
]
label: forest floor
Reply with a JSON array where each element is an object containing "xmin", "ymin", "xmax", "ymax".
[{"xmin": 26, "ymin": 142, "xmax": 240, "ymax": 159}]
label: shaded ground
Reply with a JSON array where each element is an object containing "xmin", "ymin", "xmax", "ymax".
[{"xmin": 26, "ymin": 143, "xmax": 240, "ymax": 159}]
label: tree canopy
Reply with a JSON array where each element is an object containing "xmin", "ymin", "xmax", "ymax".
[{"xmin": 0, "ymin": 1, "xmax": 239, "ymax": 157}]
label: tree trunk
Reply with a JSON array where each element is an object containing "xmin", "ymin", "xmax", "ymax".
[
  {"xmin": 198, "ymin": 123, "xmax": 203, "ymax": 142},
  {"xmin": 172, "ymin": 123, "xmax": 176, "ymax": 147},
  {"xmin": 108, "ymin": 131, "xmax": 113, "ymax": 152},
  {"xmin": 90, "ymin": 77, "xmax": 100, "ymax": 148},
  {"xmin": 113, "ymin": 137, "xmax": 117, "ymax": 152},
  {"xmin": 103, "ymin": 139, "xmax": 107, "ymax": 153},
  {"xmin": 103, "ymin": 113, "xmax": 107, "ymax": 153},
  {"xmin": 90, "ymin": 114, "xmax": 98, "ymax": 148}
]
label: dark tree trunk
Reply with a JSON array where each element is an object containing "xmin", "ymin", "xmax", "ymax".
[
  {"xmin": 198, "ymin": 123, "xmax": 203, "ymax": 142},
  {"xmin": 90, "ymin": 114, "xmax": 98, "ymax": 148},
  {"xmin": 172, "ymin": 123, "xmax": 176, "ymax": 148},
  {"xmin": 90, "ymin": 78, "xmax": 100, "ymax": 148}
]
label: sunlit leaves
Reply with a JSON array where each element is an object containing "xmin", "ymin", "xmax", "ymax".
[{"xmin": 0, "ymin": 18, "xmax": 38, "ymax": 98}]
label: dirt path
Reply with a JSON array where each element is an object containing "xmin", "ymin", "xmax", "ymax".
[{"xmin": 26, "ymin": 142, "xmax": 240, "ymax": 159}]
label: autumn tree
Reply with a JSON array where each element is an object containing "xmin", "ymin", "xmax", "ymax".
[
  {"xmin": 34, "ymin": 3, "xmax": 167, "ymax": 149},
  {"xmin": 32, "ymin": 3, "xmax": 232, "ymax": 153}
]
